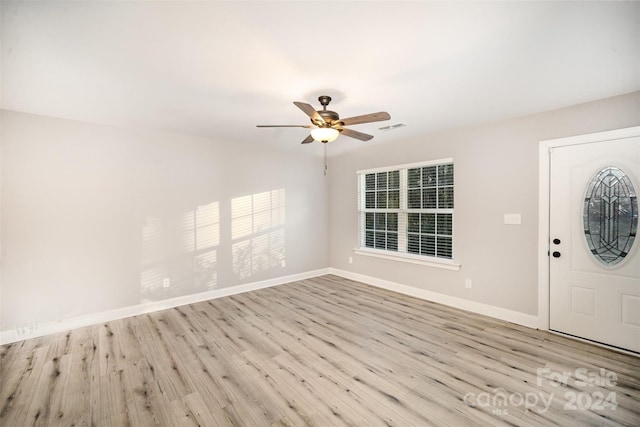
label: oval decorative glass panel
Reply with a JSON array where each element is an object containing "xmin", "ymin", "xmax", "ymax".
[{"xmin": 583, "ymin": 166, "xmax": 638, "ymax": 266}]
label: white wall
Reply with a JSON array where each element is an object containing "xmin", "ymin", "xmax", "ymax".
[
  {"xmin": 328, "ymin": 92, "xmax": 640, "ymax": 316},
  {"xmin": 2, "ymin": 92, "xmax": 638, "ymax": 343},
  {"xmin": 0, "ymin": 110, "xmax": 329, "ymax": 337}
]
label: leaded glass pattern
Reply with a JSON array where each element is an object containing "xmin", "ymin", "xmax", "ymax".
[{"xmin": 583, "ymin": 166, "xmax": 638, "ymax": 266}]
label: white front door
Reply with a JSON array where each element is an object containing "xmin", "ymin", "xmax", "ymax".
[{"xmin": 549, "ymin": 134, "xmax": 640, "ymax": 353}]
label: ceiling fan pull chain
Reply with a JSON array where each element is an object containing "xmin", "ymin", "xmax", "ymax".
[{"xmin": 324, "ymin": 143, "xmax": 328, "ymax": 176}]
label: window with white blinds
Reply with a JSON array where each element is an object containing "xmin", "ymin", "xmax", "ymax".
[{"xmin": 357, "ymin": 159, "xmax": 454, "ymax": 261}]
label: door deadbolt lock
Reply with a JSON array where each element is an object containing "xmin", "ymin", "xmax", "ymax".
[
  {"xmin": 553, "ymin": 238, "xmax": 561, "ymax": 245},
  {"xmin": 552, "ymin": 251, "xmax": 561, "ymax": 258}
]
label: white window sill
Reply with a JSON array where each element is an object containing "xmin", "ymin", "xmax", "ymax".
[{"xmin": 353, "ymin": 248, "xmax": 461, "ymax": 271}]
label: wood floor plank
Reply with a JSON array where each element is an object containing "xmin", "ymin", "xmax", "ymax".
[
  {"xmin": 0, "ymin": 344, "xmax": 50, "ymax": 425},
  {"xmin": 1, "ymin": 274, "xmax": 639, "ymax": 426},
  {"xmin": 24, "ymin": 353, "xmax": 68, "ymax": 425},
  {"xmin": 171, "ymin": 391, "xmax": 235, "ymax": 427},
  {"xmin": 231, "ymin": 350, "xmax": 317, "ymax": 426},
  {"xmin": 52, "ymin": 341, "xmax": 98, "ymax": 426},
  {"xmin": 98, "ymin": 369, "xmax": 137, "ymax": 427}
]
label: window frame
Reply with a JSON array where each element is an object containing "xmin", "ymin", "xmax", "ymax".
[{"xmin": 356, "ymin": 158, "xmax": 461, "ymax": 271}]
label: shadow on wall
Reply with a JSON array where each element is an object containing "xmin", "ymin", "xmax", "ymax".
[{"xmin": 139, "ymin": 189, "xmax": 286, "ymax": 302}]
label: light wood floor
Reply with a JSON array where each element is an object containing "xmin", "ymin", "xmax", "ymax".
[{"xmin": 1, "ymin": 275, "xmax": 639, "ymax": 426}]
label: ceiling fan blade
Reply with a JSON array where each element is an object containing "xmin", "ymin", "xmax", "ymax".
[
  {"xmin": 294, "ymin": 101, "xmax": 324, "ymax": 125},
  {"xmin": 339, "ymin": 112, "xmax": 390, "ymax": 126},
  {"xmin": 301, "ymin": 134, "xmax": 314, "ymax": 144},
  {"xmin": 256, "ymin": 125, "xmax": 313, "ymax": 128},
  {"xmin": 340, "ymin": 128, "xmax": 374, "ymax": 141}
]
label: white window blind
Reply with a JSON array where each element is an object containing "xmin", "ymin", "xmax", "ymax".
[{"xmin": 357, "ymin": 159, "xmax": 454, "ymax": 260}]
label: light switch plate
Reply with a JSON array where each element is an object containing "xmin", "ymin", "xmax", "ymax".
[{"xmin": 504, "ymin": 213, "xmax": 522, "ymax": 225}]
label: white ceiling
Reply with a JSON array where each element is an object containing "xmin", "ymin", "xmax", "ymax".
[{"xmin": 2, "ymin": 1, "xmax": 639, "ymax": 156}]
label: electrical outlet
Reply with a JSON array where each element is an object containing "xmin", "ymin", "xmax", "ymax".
[
  {"xmin": 465, "ymin": 279, "xmax": 472, "ymax": 289},
  {"xmin": 162, "ymin": 278, "xmax": 170, "ymax": 288},
  {"xmin": 348, "ymin": 257, "xmax": 353, "ymax": 264}
]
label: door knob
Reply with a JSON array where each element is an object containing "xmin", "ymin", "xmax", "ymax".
[{"xmin": 552, "ymin": 251, "xmax": 561, "ymax": 258}]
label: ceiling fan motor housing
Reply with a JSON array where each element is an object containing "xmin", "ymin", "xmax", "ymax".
[
  {"xmin": 318, "ymin": 110, "xmax": 339, "ymax": 124},
  {"xmin": 315, "ymin": 95, "xmax": 339, "ymax": 126}
]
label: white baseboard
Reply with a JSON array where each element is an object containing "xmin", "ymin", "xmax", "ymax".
[
  {"xmin": 0, "ymin": 268, "xmax": 330, "ymax": 346},
  {"xmin": 328, "ymin": 268, "xmax": 539, "ymax": 329},
  {"xmin": 0, "ymin": 267, "xmax": 539, "ymax": 345}
]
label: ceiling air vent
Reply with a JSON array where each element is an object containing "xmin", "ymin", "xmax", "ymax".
[{"xmin": 379, "ymin": 123, "xmax": 407, "ymax": 131}]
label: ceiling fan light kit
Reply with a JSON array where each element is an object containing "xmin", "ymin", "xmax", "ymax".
[
  {"xmin": 257, "ymin": 95, "xmax": 391, "ymax": 144},
  {"xmin": 311, "ymin": 127, "xmax": 339, "ymax": 143}
]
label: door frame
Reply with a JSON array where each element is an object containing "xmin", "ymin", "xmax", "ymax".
[{"xmin": 538, "ymin": 126, "xmax": 640, "ymax": 331}]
